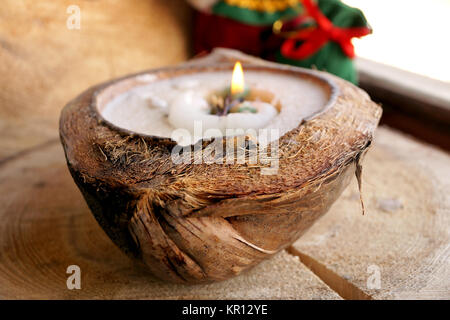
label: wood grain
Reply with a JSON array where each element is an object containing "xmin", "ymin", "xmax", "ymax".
[
  {"xmin": 0, "ymin": 126, "xmax": 447, "ymax": 298},
  {"xmin": 292, "ymin": 127, "xmax": 450, "ymax": 299},
  {"xmin": 0, "ymin": 142, "xmax": 340, "ymax": 299}
]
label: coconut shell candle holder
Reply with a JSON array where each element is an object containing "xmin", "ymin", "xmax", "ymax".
[{"xmin": 59, "ymin": 49, "xmax": 382, "ymax": 284}]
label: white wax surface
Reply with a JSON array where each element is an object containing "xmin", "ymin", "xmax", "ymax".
[{"xmin": 101, "ymin": 71, "xmax": 329, "ymax": 145}]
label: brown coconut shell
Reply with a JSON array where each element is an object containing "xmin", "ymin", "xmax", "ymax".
[{"xmin": 59, "ymin": 49, "xmax": 382, "ymax": 283}]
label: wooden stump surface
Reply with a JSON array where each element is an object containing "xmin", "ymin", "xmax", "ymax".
[
  {"xmin": 0, "ymin": 127, "xmax": 448, "ymax": 299},
  {"xmin": 0, "ymin": 140, "xmax": 340, "ymax": 299},
  {"xmin": 293, "ymin": 128, "xmax": 450, "ymax": 299}
]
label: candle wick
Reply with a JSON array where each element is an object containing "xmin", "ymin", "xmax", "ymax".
[
  {"xmin": 219, "ymin": 95, "xmax": 243, "ymax": 116},
  {"xmin": 210, "ymin": 92, "xmax": 245, "ymax": 116}
]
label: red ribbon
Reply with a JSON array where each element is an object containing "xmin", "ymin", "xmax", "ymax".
[{"xmin": 281, "ymin": 0, "xmax": 371, "ymax": 59}]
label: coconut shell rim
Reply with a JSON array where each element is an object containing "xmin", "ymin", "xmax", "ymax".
[
  {"xmin": 91, "ymin": 63, "xmax": 340, "ymax": 145},
  {"xmin": 59, "ymin": 52, "xmax": 382, "ymax": 204}
]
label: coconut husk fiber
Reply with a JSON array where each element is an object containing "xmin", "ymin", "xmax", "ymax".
[{"xmin": 59, "ymin": 49, "xmax": 382, "ymax": 283}]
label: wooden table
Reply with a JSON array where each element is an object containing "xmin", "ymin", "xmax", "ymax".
[{"xmin": 0, "ymin": 126, "xmax": 448, "ymax": 299}]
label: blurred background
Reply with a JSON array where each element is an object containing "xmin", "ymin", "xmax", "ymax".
[
  {"xmin": 346, "ymin": 0, "xmax": 450, "ymax": 82},
  {"xmin": 0, "ymin": 0, "xmax": 449, "ymax": 164},
  {"xmin": 344, "ymin": 0, "xmax": 450, "ymax": 150}
]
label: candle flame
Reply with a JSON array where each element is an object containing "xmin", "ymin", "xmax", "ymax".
[{"xmin": 231, "ymin": 61, "xmax": 245, "ymax": 96}]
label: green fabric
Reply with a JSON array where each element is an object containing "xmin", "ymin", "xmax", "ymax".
[
  {"xmin": 277, "ymin": 0, "xmax": 369, "ymax": 84},
  {"xmin": 211, "ymin": 0, "xmax": 370, "ymax": 83},
  {"xmin": 276, "ymin": 41, "xmax": 357, "ymax": 83},
  {"xmin": 318, "ymin": 0, "xmax": 368, "ymax": 28},
  {"xmin": 212, "ymin": 1, "xmax": 302, "ymax": 26}
]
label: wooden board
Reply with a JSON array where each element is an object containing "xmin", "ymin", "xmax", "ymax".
[
  {"xmin": 292, "ymin": 127, "xmax": 450, "ymax": 299},
  {"xmin": 0, "ymin": 126, "xmax": 448, "ymax": 299},
  {"xmin": 0, "ymin": 142, "xmax": 340, "ymax": 299},
  {"xmin": 0, "ymin": 0, "xmax": 192, "ymax": 160},
  {"xmin": 356, "ymin": 58, "xmax": 450, "ymax": 126}
]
